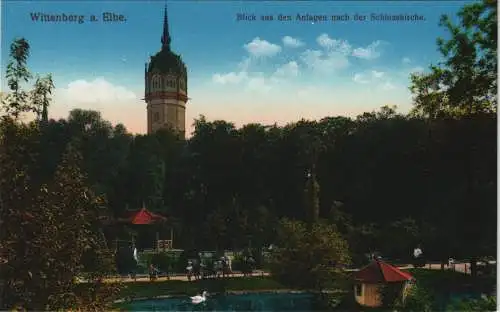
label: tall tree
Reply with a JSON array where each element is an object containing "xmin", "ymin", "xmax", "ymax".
[
  {"xmin": 409, "ymin": 0, "xmax": 497, "ymax": 276},
  {"xmin": 2, "ymin": 38, "xmax": 32, "ymax": 118},
  {"xmin": 0, "ymin": 122, "xmax": 120, "ymax": 310},
  {"xmin": 270, "ymin": 219, "xmax": 351, "ymax": 291},
  {"xmin": 410, "ymin": 0, "xmax": 497, "ymax": 117},
  {"xmin": 31, "ymin": 74, "xmax": 55, "ymax": 124}
]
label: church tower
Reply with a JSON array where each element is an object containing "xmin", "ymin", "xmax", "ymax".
[{"xmin": 145, "ymin": 5, "xmax": 188, "ymax": 136}]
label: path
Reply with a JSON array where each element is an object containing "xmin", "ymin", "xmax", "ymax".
[
  {"xmin": 98, "ymin": 261, "xmax": 495, "ymax": 284},
  {"xmin": 102, "ymin": 271, "xmax": 269, "ymax": 284}
]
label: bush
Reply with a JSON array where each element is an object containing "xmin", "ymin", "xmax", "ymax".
[
  {"xmin": 269, "ymin": 219, "xmax": 351, "ymax": 291},
  {"xmin": 446, "ymin": 295, "xmax": 496, "ymax": 312},
  {"xmin": 115, "ymin": 246, "xmax": 137, "ymax": 275},
  {"xmin": 397, "ymin": 283, "xmax": 433, "ymax": 312},
  {"xmin": 231, "ymin": 254, "xmax": 246, "ymax": 271},
  {"xmin": 176, "ymin": 249, "xmax": 200, "ymax": 273},
  {"xmin": 150, "ymin": 252, "xmax": 174, "ymax": 273}
]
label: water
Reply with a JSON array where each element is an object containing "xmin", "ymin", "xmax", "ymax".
[{"xmin": 121, "ymin": 292, "xmax": 316, "ymax": 311}]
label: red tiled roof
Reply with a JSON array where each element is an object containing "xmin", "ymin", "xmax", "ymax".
[
  {"xmin": 354, "ymin": 259, "xmax": 413, "ymax": 283},
  {"xmin": 119, "ymin": 208, "xmax": 167, "ymax": 225}
]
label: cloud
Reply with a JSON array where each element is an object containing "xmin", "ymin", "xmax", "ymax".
[
  {"xmin": 316, "ymin": 34, "xmax": 352, "ymax": 55},
  {"xmin": 212, "ymin": 57, "xmax": 252, "ymax": 85},
  {"xmin": 402, "ymin": 57, "xmax": 411, "ymax": 64},
  {"xmin": 302, "ymin": 34, "xmax": 390, "ymax": 74},
  {"xmin": 212, "ymin": 71, "xmax": 248, "ymax": 84},
  {"xmin": 243, "ymin": 37, "xmax": 282, "ymax": 57},
  {"xmin": 353, "ymin": 73, "xmax": 369, "ymax": 84},
  {"xmin": 273, "ymin": 61, "xmax": 299, "ymax": 78},
  {"xmin": 51, "ymin": 77, "xmax": 145, "ymax": 133},
  {"xmin": 352, "ymin": 40, "xmax": 384, "ymax": 60},
  {"xmin": 282, "ymin": 36, "xmax": 304, "ymax": 48},
  {"xmin": 246, "ymin": 76, "xmax": 271, "ymax": 93},
  {"xmin": 55, "ymin": 78, "xmax": 136, "ymax": 105},
  {"xmin": 352, "ymin": 70, "xmax": 385, "ymax": 84},
  {"xmin": 301, "ymin": 49, "xmax": 349, "ymax": 73}
]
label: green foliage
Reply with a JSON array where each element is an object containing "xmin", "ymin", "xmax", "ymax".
[
  {"xmin": 304, "ymin": 170, "xmax": 320, "ymax": 224},
  {"xmin": 31, "ymin": 74, "xmax": 54, "ymax": 122},
  {"xmin": 2, "ymin": 38, "xmax": 55, "ymax": 120},
  {"xmin": 410, "ymin": 0, "xmax": 497, "ymax": 117},
  {"xmin": 379, "ymin": 218, "xmax": 420, "ymax": 261},
  {"xmin": 380, "ymin": 283, "xmax": 406, "ymax": 308},
  {"xmin": 270, "ymin": 219, "xmax": 351, "ymax": 291},
  {"xmin": 0, "ymin": 38, "xmax": 120, "ymax": 310},
  {"xmin": 0, "ymin": 122, "xmax": 121, "ymax": 310},
  {"xmin": 398, "ymin": 283, "xmax": 433, "ymax": 312},
  {"xmin": 446, "ymin": 295, "xmax": 497, "ymax": 312},
  {"xmin": 3, "ymin": 38, "xmax": 32, "ymax": 118},
  {"xmin": 150, "ymin": 252, "xmax": 174, "ymax": 272}
]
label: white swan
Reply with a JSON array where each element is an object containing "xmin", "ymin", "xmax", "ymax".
[{"xmin": 190, "ymin": 291, "xmax": 208, "ymax": 304}]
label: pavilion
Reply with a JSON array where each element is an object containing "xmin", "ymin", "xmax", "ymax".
[
  {"xmin": 114, "ymin": 207, "xmax": 173, "ymax": 251},
  {"xmin": 353, "ymin": 259, "xmax": 414, "ymax": 307}
]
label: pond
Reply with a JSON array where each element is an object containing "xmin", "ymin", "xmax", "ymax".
[{"xmin": 120, "ymin": 292, "xmax": 318, "ymax": 311}]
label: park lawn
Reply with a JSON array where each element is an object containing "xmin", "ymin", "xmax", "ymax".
[
  {"xmin": 118, "ymin": 276, "xmax": 288, "ymax": 300},
  {"xmin": 403, "ymin": 268, "xmax": 496, "ymax": 310},
  {"xmin": 405, "ymin": 268, "xmax": 495, "ymax": 292}
]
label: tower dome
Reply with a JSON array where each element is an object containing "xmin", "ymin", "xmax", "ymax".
[{"xmin": 148, "ymin": 49, "xmax": 187, "ymax": 77}]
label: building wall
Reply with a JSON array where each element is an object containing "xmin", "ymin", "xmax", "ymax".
[
  {"xmin": 354, "ymin": 281, "xmax": 411, "ymax": 308},
  {"xmin": 145, "ymin": 73, "xmax": 187, "ymax": 135},
  {"xmin": 358, "ymin": 283, "xmax": 382, "ymax": 307}
]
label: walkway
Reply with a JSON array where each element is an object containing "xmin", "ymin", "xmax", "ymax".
[
  {"xmin": 97, "ymin": 261, "xmax": 495, "ymax": 284},
  {"xmin": 101, "ymin": 271, "xmax": 269, "ymax": 284}
]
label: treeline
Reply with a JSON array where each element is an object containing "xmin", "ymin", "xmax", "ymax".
[{"xmin": 24, "ymin": 108, "xmax": 497, "ymax": 264}]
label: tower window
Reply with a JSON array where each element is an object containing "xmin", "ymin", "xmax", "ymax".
[
  {"xmin": 152, "ymin": 75, "xmax": 161, "ymax": 89},
  {"xmin": 154, "ymin": 112, "xmax": 160, "ymax": 122}
]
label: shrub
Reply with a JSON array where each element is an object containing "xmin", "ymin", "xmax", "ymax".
[
  {"xmin": 269, "ymin": 219, "xmax": 351, "ymax": 291},
  {"xmin": 396, "ymin": 283, "xmax": 433, "ymax": 312},
  {"xmin": 150, "ymin": 252, "xmax": 174, "ymax": 273},
  {"xmin": 446, "ymin": 295, "xmax": 496, "ymax": 312}
]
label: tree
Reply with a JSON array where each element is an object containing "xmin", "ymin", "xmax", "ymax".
[
  {"xmin": 410, "ymin": 0, "xmax": 497, "ymax": 117},
  {"xmin": 2, "ymin": 38, "xmax": 32, "ymax": 118},
  {"xmin": 31, "ymin": 74, "xmax": 55, "ymax": 123},
  {"xmin": 304, "ymin": 169, "xmax": 320, "ymax": 224},
  {"xmin": 0, "ymin": 122, "xmax": 120, "ymax": 310},
  {"xmin": 446, "ymin": 295, "xmax": 496, "ymax": 312},
  {"xmin": 0, "ymin": 37, "xmax": 120, "ymax": 310},
  {"xmin": 409, "ymin": 0, "xmax": 497, "ymax": 276},
  {"xmin": 395, "ymin": 283, "xmax": 433, "ymax": 312},
  {"xmin": 270, "ymin": 219, "xmax": 351, "ymax": 291}
]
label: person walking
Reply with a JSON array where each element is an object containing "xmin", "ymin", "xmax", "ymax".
[{"xmin": 186, "ymin": 260, "xmax": 193, "ymax": 281}]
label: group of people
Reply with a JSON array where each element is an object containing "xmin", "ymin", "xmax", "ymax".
[{"xmin": 186, "ymin": 255, "xmax": 233, "ymax": 281}]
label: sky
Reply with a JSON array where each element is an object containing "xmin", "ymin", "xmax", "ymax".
[{"xmin": 1, "ymin": 0, "xmax": 473, "ymax": 135}]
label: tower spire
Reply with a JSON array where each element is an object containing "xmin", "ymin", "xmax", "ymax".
[{"xmin": 161, "ymin": 3, "xmax": 171, "ymax": 50}]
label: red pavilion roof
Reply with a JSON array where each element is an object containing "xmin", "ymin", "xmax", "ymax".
[
  {"xmin": 354, "ymin": 259, "xmax": 413, "ymax": 283},
  {"xmin": 118, "ymin": 207, "xmax": 167, "ymax": 225}
]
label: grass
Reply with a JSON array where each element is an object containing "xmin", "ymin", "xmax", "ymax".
[
  {"xmin": 404, "ymin": 268, "xmax": 495, "ymax": 292},
  {"xmin": 403, "ymin": 268, "xmax": 496, "ymax": 310},
  {"xmin": 117, "ymin": 276, "xmax": 288, "ymax": 300}
]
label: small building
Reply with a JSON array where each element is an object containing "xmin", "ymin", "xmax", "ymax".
[
  {"xmin": 353, "ymin": 259, "xmax": 414, "ymax": 308},
  {"xmin": 114, "ymin": 207, "xmax": 173, "ymax": 251}
]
